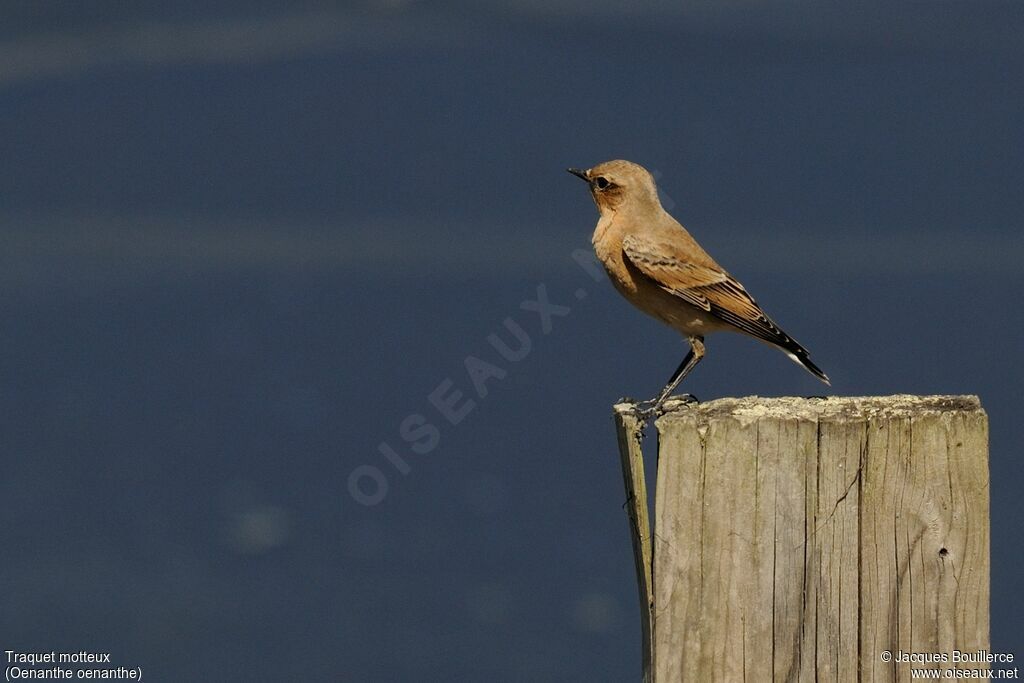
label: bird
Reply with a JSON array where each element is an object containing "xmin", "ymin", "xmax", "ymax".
[{"xmin": 567, "ymin": 159, "xmax": 829, "ymax": 416}]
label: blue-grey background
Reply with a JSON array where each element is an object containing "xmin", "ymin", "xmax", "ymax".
[{"xmin": 1, "ymin": 2, "xmax": 1021, "ymax": 680}]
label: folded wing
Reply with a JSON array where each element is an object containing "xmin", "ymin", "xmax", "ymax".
[{"xmin": 621, "ymin": 233, "xmax": 794, "ymax": 348}]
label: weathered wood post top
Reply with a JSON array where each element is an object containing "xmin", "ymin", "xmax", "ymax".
[{"xmin": 613, "ymin": 394, "xmax": 989, "ymax": 683}]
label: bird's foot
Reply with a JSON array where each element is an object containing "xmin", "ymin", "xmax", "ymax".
[
  {"xmin": 616, "ymin": 396, "xmax": 657, "ymax": 421},
  {"xmin": 628, "ymin": 394, "xmax": 699, "ymax": 420},
  {"xmin": 630, "ymin": 399, "xmax": 659, "ymax": 420},
  {"xmin": 619, "ymin": 394, "xmax": 700, "ymax": 421}
]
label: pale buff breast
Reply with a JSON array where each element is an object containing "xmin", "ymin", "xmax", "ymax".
[{"xmin": 592, "ymin": 215, "xmax": 726, "ymax": 337}]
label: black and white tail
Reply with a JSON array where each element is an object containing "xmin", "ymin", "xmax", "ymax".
[{"xmin": 780, "ymin": 340, "xmax": 831, "ymax": 386}]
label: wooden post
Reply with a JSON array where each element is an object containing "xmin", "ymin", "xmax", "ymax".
[
  {"xmin": 614, "ymin": 408, "xmax": 655, "ymax": 682},
  {"xmin": 613, "ymin": 395, "xmax": 989, "ymax": 682}
]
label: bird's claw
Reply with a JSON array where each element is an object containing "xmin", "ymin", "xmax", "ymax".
[
  {"xmin": 631, "ymin": 400, "xmax": 659, "ymax": 420},
  {"xmin": 628, "ymin": 393, "xmax": 700, "ymax": 420}
]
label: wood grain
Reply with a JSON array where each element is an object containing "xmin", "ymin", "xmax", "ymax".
[
  {"xmin": 614, "ymin": 395, "xmax": 989, "ymax": 683},
  {"xmin": 614, "ymin": 404, "xmax": 655, "ymax": 683}
]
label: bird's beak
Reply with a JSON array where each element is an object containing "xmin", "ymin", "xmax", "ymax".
[{"xmin": 566, "ymin": 167, "xmax": 589, "ymax": 182}]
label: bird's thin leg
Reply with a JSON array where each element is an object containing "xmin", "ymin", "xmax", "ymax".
[{"xmin": 644, "ymin": 336, "xmax": 705, "ymax": 415}]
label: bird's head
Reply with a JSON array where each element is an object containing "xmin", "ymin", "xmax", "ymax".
[{"xmin": 566, "ymin": 160, "xmax": 661, "ymax": 215}]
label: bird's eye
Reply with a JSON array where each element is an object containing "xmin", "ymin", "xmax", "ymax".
[{"xmin": 594, "ymin": 177, "xmax": 610, "ymax": 190}]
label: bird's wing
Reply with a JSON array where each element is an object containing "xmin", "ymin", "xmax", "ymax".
[{"xmin": 621, "ymin": 234, "xmax": 789, "ymax": 344}]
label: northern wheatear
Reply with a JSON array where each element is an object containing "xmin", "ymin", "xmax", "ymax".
[{"xmin": 568, "ymin": 160, "xmax": 829, "ymax": 414}]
